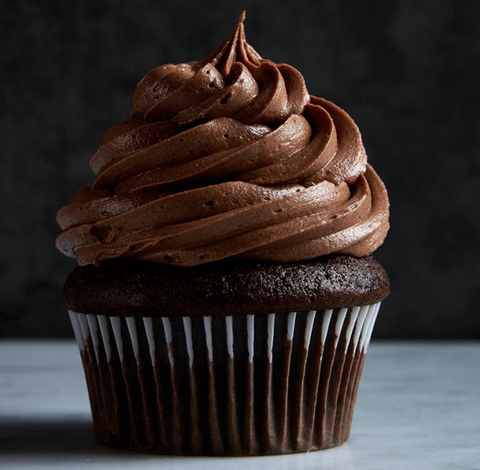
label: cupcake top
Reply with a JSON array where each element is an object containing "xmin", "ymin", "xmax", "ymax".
[
  {"xmin": 63, "ymin": 255, "xmax": 390, "ymax": 316},
  {"xmin": 56, "ymin": 12, "xmax": 389, "ymax": 267}
]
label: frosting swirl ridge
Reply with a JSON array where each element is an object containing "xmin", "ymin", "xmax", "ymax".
[{"xmin": 56, "ymin": 13, "xmax": 389, "ymax": 267}]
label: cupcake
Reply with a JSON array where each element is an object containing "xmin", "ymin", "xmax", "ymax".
[{"xmin": 56, "ymin": 12, "xmax": 390, "ymax": 456}]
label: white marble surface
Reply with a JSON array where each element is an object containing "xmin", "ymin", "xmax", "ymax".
[{"xmin": 0, "ymin": 340, "xmax": 479, "ymax": 469}]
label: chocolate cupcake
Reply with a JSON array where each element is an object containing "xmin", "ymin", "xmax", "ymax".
[{"xmin": 56, "ymin": 13, "xmax": 390, "ymax": 455}]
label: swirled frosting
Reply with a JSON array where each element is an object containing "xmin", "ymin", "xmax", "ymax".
[{"xmin": 56, "ymin": 13, "xmax": 389, "ymax": 267}]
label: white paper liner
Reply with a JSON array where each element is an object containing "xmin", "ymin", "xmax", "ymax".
[{"xmin": 68, "ymin": 303, "xmax": 381, "ymax": 455}]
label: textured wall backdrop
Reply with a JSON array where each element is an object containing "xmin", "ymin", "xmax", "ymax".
[{"xmin": 2, "ymin": 0, "xmax": 479, "ymax": 338}]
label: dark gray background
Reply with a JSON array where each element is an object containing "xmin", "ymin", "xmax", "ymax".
[{"xmin": 2, "ymin": 0, "xmax": 479, "ymax": 338}]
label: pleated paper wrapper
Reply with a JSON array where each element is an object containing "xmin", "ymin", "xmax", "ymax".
[{"xmin": 69, "ymin": 303, "xmax": 381, "ymax": 455}]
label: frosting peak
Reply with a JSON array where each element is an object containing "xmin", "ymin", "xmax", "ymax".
[
  {"xmin": 198, "ymin": 11, "xmax": 262, "ymax": 76},
  {"xmin": 131, "ymin": 13, "xmax": 309, "ymax": 126},
  {"xmin": 56, "ymin": 14, "xmax": 389, "ymax": 267}
]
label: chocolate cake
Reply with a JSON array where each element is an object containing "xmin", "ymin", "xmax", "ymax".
[
  {"xmin": 63, "ymin": 255, "xmax": 389, "ymax": 316},
  {"xmin": 57, "ymin": 13, "xmax": 390, "ymax": 456}
]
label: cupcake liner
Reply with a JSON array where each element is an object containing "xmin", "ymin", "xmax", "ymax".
[{"xmin": 69, "ymin": 303, "xmax": 381, "ymax": 455}]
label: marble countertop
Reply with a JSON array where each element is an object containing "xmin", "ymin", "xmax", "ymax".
[{"xmin": 0, "ymin": 340, "xmax": 479, "ymax": 469}]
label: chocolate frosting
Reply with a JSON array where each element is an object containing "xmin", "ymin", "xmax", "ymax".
[{"xmin": 56, "ymin": 13, "xmax": 389, "ymax": 267}]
